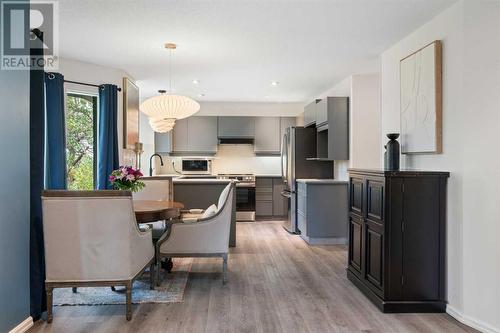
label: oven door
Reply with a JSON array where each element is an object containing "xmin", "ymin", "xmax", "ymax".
[{"xmin": 235, "ymin": 184, "xmax": 256, "ymax": 221}]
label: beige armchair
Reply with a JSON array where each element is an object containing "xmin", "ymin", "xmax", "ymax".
[
  {"xmin": 132, "ymin": 177, "xmax": 171, "ymax": 238},
  {"xmin": 42, "ymin": 190, "xmax": 155, "ymax": 322},
  {"xmin": 156, "ymin": 183, "xmax": 235, "ymax": 285}
]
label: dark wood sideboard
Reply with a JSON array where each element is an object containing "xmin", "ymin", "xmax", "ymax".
[{"xmin": 347, "ymin": 169, "xmax": 449, "ymax": 313}]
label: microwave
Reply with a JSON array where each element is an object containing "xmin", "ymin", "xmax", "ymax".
[{"xmin": 181, "ymin": 158, "xmax": 212, "ymax": 174}]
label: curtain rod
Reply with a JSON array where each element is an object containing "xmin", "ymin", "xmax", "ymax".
[{"xmin": 63, "ymin": 79, "xmax": 122, "ymax": 92}]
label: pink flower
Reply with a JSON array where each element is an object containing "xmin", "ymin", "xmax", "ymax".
[{"xmin": 127, "ymin": 174, "xmax": 135, "ymax": 181}]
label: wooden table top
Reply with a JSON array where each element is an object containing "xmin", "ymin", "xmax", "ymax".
[{"xmin": 133, "ymin": 200, "xmax": 184, "ymax": 214}]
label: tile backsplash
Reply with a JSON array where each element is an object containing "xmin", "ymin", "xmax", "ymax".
[{"xmin": 156, "ymin": 144, "xmax": 282, "ymax": 176}]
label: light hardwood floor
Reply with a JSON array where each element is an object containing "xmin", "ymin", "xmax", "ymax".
[{"xmin": 30, "ymin": 221, "xmax": 475, "ymax": 333}]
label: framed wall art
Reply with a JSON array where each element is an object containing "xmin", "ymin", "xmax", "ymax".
[
  {"xmin": 400, "ymin": 40, "xmax": 442, "ymax": 154},
  {"xmin": 123, "ymin": 77, "xmax": 140, "ymax": 149}
]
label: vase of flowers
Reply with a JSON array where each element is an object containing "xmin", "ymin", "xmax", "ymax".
[{"xmin": 109, "ymin": 166, "xmax": 145, "ymax": 192}]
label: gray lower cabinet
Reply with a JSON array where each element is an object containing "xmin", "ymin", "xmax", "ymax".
[
  {"xmin": 256, "ymin": 176, "xmax": 288, "ymax": 218},
  {"xmin": 218, "ymin": 116, "xmax": 255, "ymax": 138},
  {"xmin": 296, "ymin": 180, "xmax": 348, "ymax": 245},
  {"xmin": 254, "ymin": 117, "xmax": 280, "ymax": 155}
]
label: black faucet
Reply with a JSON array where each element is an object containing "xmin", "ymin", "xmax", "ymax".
[{"xmin": 149, "ymin": 154, "xmax": 164, "ymax": 176}]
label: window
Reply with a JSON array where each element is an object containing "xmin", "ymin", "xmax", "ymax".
[{"xmin": 65, "ymin": 93, "xmax": 97, "ymax": 190}]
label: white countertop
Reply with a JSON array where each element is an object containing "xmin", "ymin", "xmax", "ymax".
[
  {"xmin": 296, "ymin": 179, "xmax": 348, "ymax": 184},
  {"xmin": 255, "ymin": 174, "xmax": 282, "ymax": 178},
  {"xmin": 173, "ymin": 178, "xmax": 232, "ymax": 184}
]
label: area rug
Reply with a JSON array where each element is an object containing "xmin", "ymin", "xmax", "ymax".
[{"xmin": 53, "ymin": 258, "xmax": 192, "ymax": 306}]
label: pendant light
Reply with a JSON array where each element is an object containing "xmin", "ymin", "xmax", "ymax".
[{"xmin": 140, "ymin": 43, "xmax": 200, "ymax": 132}]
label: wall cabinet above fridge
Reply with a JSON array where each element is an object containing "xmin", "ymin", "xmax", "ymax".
[{"xmin": 304, "ymin": 97, "xmax": 349, "ymax": 161}]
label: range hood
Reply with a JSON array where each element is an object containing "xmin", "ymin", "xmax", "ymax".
[{"xmin": 218, "ymin": 138, "xmax": 254, "ymax": 145}]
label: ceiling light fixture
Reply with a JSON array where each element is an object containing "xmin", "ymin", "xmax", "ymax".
[
  {"xmin": 140, "ymin": 43, "xmax": 200, "ymax": 132},
  {"xmin": 192, "ymin": 79, "xmax": 200, "ymax": 84},
  {"xmin": 199, "ymin": 93, "xmax": 205, "ymax": 97},
  {"xmin": 271, "ymin": 81, "xmax": 279, "ymax": 86}
]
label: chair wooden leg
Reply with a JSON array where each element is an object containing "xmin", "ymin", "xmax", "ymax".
[
  {"xmin": 222, "ymin": 254, "xmax": 228, "ymax": 285},
  {"xmin": 156, "ymin": 257, "xmax": 161, "ymax": 287},
  {"xmin": 125, "ymin": 282, "xmax": 132, "ymax": 321},
  {"xmin": 72, "ymin": 287, "xmax": 77, "ymax": 293},
  {"xmin": 149, "ymin": 263, "xmax": 155, "ymax": 290},
  {"xmin": 46, "ymin": 285, "xmax": 53, "ymax": 323}
]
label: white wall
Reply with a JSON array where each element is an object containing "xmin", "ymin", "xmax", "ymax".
[
  {"xmin": 380, "ymin": 1, "xmax": 500, "ymax": 331},
  {"xmin": 350, "ymin": 74, "xmax": 381, "ymax": 169},
  {"xmin": 196, "ymin": 101, "xmax": 303, "ymax": 117},
  {"xmin": 303, "ymin": 74, "xmax": 381, "ymax": 180},
  {"xmin": 57, "ymin": 58, "xmax": 138, "ymax": 166}
]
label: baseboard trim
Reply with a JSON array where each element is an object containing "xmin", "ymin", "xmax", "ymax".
[
  {"xmin": 300, "ymin": 235, "xmax": 347, "ymax": 245},
  {"xmin": 8, "ymin": 316, "xmax": 33, "ymax": 333},
  {"xmin": 447, "ymin": 305, "xmax": 499, "ymax": 333}
]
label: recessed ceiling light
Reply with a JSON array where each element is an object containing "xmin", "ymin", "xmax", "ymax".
[
  {"xmin": 192, "ymin": 79, "xmax": 200, "ymax": 84},
  {"xmin": 198, "ymin": 93, "xmax": 205, "ymax": 97},
  {"xmin": 271, "ymin": 81, "xmax": 279, "ymax": 86},
  {"xmin": 265, "ymin": 95, "xmax": 270, "ymax": 99}
]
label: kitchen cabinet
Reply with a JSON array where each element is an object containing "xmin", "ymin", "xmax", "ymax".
[
  {"xmin": 256, "ymin": 176, "xmax": 288, "ymax": 218},
  {"xmin": 254, "ymin": 117, "xmax": 280, "ymax": 154},
  {"xmin": 158, "ymin": 116, "xmax": 217, "ymax": 154},
  {"xmin": 280, "ymin": 117, "xmax": 296, "ymax": 139},
  {"xmin": 296, "ymin": 180, "xmax": 348, "ymax": 245},
  {"xmin": 304, "ymin": 100, "xmax": 318, "ymax": 127},
  {"xmin": 172, "ymin": 118, "xmax": 189, "ymax": 152},
  {"xmin": 315, "ymin": 97, "xmax": 349, "ymax": 160},
  {"xmin": 187, "ymin": 116, "xmax": 218, "ymax": 153},
  {"xmin": 347, "ymin": 169, "xmax": 449, "ymax": 313},
  {"xmin": 217, "ymin": 116, "xmax": 255, "ymax": 138},
  {"xmin": 155, "ymin": 131, "xmax": 172, "ymax": 154}
]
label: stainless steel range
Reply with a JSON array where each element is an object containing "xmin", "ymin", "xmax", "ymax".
[{"xmin": 217, "ymin": 174, "xmax": 255, "ymax": 221}]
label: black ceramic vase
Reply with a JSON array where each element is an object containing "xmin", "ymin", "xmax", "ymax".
[{"xmin": 385, "ymin": 133, "xmax": 400, "ymax": 171}]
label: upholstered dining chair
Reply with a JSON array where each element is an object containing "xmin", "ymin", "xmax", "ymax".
[
  {"xmin": 42, "ymin": 190, "xmax": 155, "ymax": 322},
  {"xmin": 132, "ymin": 177, "xmax": 172, "ymax": 239},
  {"xmin": 156, "ymin": 182, "xmax": 235, "ymax": 285}
]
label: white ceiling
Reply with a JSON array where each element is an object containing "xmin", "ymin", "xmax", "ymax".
[{"xmin": 58, "ymin": 0, "xmax": 455, "ymax": 102}]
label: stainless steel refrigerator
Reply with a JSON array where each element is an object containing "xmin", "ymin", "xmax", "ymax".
[{"xmin": 280, "ymin": 126, "xmax": 333, "ymax": 233}]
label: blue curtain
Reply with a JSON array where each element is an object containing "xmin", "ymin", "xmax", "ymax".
[
  {"xmin": 97, "ymin": 84, "xmax": 119, "ymax": 189},
  {"xmin": 30, "ymin": 29, "xmax": 46, "ymax": 321},
  {"xmin": 44, "ymin": 72, "xmax": 66, "ymax": 189}
]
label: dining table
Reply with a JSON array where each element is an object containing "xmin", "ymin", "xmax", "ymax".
[{"xmin": 133, "ymin": 200, "xmax": 184, "ymax": 224}]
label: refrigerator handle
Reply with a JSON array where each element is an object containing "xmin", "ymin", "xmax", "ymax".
[{"xmin": 281, "ymin": 132, "xmax": 287, "ymax": 183}]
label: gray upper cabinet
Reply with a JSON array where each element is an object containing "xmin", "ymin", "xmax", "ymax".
[
  {"xmin": 316, "ymin": 99, "xmax": 328, "ymax": 127},
  {"xmin": 317, "ymin": 97, "xmax": 349, "ymax": 160},
  {"xmin": 280, "ymin": 117, "xmax": 296, "ymax": 138},
  {"xmin": 254, "ymin": 117, "xmax": 280, "ymax": 155},
  {"xmin": 187, "ymin": 116, "xmax": 218, "ymax": 153},
  {"xmin": 172, "ymin": 118, "xmax": 189, "ymax": 152},
  {"xmin": 154, "ymin": 131, "xmax": 172, "ymax": 154},
  {"xmin": 168, "ymin": 116, "xmax": 218, "ymax": 154},
  {"xmin": 217, "ymin": 116, "xmax": 255, "ymax": 138},
  {"xmin": 304, "ymin": 100, "xmax": 318, "ymax": 127}
]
